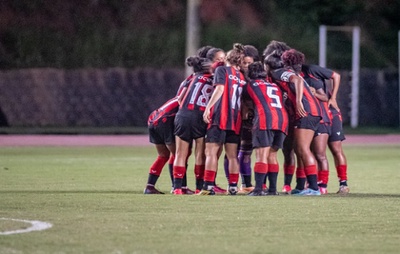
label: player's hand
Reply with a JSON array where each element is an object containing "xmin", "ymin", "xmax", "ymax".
[
  {"xmin": 309, "ymin": 86, "xmax": 316, "ymax": 95},
  {"xmin": 296, "ymin": 101, "xmax": 307, "ymax": 118},
  {"xmin": 203, "ymin": 109, "xmax": 211, "ymax": 124},
  {"xmin": 328, "ymin": 98, "xmax": 340, "ymax": 112}
]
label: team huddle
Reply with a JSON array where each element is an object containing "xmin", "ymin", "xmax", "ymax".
[{"xmin": 144, "ymin": 40, "xmax": 349, "ymax": 196}]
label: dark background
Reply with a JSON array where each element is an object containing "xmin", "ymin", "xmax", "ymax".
[{"xmin": 0, "ymin": 0, "xmax": 399, "ymax": 130}]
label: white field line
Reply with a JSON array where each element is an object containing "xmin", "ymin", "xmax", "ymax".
[{"xmin": 0, "ymin": 218, "xmax": 52, "ymax": 235}]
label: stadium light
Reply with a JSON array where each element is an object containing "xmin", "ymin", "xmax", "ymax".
[{"xmin": 319, "ymin": 25, "xmax": 360, "ymax": 128}]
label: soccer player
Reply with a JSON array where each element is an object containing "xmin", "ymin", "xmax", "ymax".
[
  {"xmin": 265, "ymin": 49, "xmax": 322, "ymax": 196},
  {"xmin": 302, "ymin": 65, "xmax": 331, "ymax": 194},
  {"xmin": 237, "ymin": 44, "xmax": 261, "ymax": 194},
  {"xmin": 244, "ymin": 62, "xmax": 288, "ymax": 196},
  {"xmin": 144, "ymin": 97, "xmax": 179, "ymax": 194},
  {"xmin": 302, "ymin": 64, "xmax": 349, "ymax": 194},
  {"xmin": 199, "ymin": 43, "xmax": 247, "ymax": 195},
  {"xmin": 173, "ymin": 56, "xmax": 214, "ymax": 195}
]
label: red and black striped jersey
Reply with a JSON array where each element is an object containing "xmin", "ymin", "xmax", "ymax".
[
  {"xmin": 270, "ymin": 68, "xmax": 322, "ymax": 120},
  {"xmin": 245, "ymin": 78, "xmax": 289, "ymax": 134},
  {"xmin": 302, "ymin": 64, "xmax": 337, "ymax": 116},
  {"xmin": 147, "ymin": 97, "xmax": 179, "ymax": 126},
  {"xmin": 179, "ymin": 73, "xmax": 214, "ymax": 112},
  {"xmin": 210, "ymin": 66, "xmax": 247, "ymax": 134},
  {"xmin": 176, "ymin": 74, "xmax": 195, "ymax": 97}
]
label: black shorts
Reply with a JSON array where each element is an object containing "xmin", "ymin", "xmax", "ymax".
[
  {"xmin": 148, "ymin": 117, "xmax": 175, "ymax": 145},
  {"xmin": 205, "ymin": 125, "xmax": 240, "ymax": 144},
  {"xmin": 174, "ymin": 111, "xmax": 207, "ymax": 142},
  {"xmin": 252, "ymin": 129, "xmax": 286, "ymax": 150},
  {"xmin": 314, "ymin": 122, "xmax": 331, "ymax": 137},
  {"xmin": 294, "ymin": 115, "xmax": 321, "ymax": 131},
  {"xmin": 329, "ymin": 112, "xmax": 346, "ymax": 142}
]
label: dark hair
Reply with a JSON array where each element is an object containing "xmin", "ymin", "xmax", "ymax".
[
  {"xmin": 226, "ymin": 43, "xmax": 245, "ymax": 66},
  {"xmin": 206, "ymin": 48, "xmax": 224, "ymax": 61},
  {"xmin": 264, "ymin": 50, "xmax": 284, "ymax": 70},
  {"xmin": 281, "ymin": 49, "xmax": 305, "ymax": 73},
  {"xmin": 197, "ymin": 45, "xmax": 214, "ymax": 58},
  {"xmin": 244, "ymin": 45, "xmax": 260, "ymax": 62},
  {"xmin": 248, "ymin": 62, "xmax": 267, "ymax": 79},
  {"xmin": 262, "ymin": 40, "xmax": 291, "ymax": 60},
  {"xmin": 186, "ymin": 56, "xmax": 212, "ymax": 74}
]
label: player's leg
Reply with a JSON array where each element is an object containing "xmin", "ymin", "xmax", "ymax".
[
  {"xmin": 293, "ymin": 127, "xmax": 320, "ymax": 195},
  {"xmin": 172, "ymin": 136, "xmax": 190, "ymax": 194},
  {"xmin": 144, "ymin": 144, "xmax": 170, "ymax": 194},
  {"xmin": 312, "ymin": 132, "xmax": 330, "ymax": 194},
  {"xmin": 193, "ymin": 137, "xmax": 206, "ymax": 193},
  {"xmin": 328, "ymin": 141, "xmax": 349, "ymax": 194}
]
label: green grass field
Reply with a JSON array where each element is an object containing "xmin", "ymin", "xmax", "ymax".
[{"xmin": 1, "ymin": 144, "xmax": 400, "ymax": 254}]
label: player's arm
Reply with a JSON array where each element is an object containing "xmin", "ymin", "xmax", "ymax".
[
  {"xmin": 329, "ymin": 71, "xmax": 341, "ymax": 111},
  {"xmin": 290, "ymin": 75, "xmax": 307, "ymax": 117},
  {"xmin": 203, "ymin": 84, "xmax": 224, "ymax": 123},
  {"xmin": 311, "ymin": 87, "xmax": 328, "ymax": 102},
  {"xmin": 177, "ymin": 87, "xmax": 188, "ymax": 105}
]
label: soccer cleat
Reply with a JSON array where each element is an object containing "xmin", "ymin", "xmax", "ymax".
[
  {"xmin": 319, "ymin": 187, "xmax": 328, "ymax": 195},
  {"xmin": 196, "ymin": 189, "xmax": 215, "ymax": 195},
  {"xmin": 262, "ymin": 184, "xmax": 268, "ymax": 191},
  {"xmin": 337, "ymin": 185, "xmax": 350, "ymax": 195},
  {"xmin": 248, "ymin": 189, "xmax": 267, "ymax": 196},
  {"xmin": 214, "ymin": 184, "xmax": 227, "ymax": 194},
  {"xmin": 173, "ymin": 188, "xmax": 183, "ymax": 195},
  {"xmin": 282, "ymin": 185, "xmax": 292, "ymax": 194},
  {"xmin": 290, "ymin": 189, "xmax": 302, "ymax": 195},
  {"xmin": 227, "ymin": 186, "xmax": 238, "ymax": 195},
  {"xmin": 182, "ymin": 187, "xmax": 195, "ymax": 195},
  {"xmin": 238, "ymin": 186, "xmax": 255, "ymax": 195},
  {"xmin": 195, "ymin": 189, "xmax": 201, "ymax": 194},
  {"xmin": 293, "ymin": 188, "xmax": 321, "ymax": 196},
  {"xmin": 144, "ymin": 186, "xmax": 165, "ymax": 194},
  {"xmin": 266, "ymin": 190, "xmax": 279, "ymax": 196}
]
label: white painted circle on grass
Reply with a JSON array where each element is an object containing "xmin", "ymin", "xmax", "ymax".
[{"xmin": 0, "ymin": 218, "xmax": 52, "ymax": 235}]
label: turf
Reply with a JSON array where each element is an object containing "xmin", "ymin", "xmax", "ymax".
[{"xmin": 1, "ymin": 145, "xmax": 400, "ymax": 253}]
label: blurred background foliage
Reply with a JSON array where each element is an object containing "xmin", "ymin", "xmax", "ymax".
[{"xmin": 0, "ymin": 0, "xmax": 399, "ymax": 70}]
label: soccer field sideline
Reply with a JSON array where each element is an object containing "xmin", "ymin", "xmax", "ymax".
[{"xmin": 1, "ymin": 134, "xmax": 400, "ymax": 146}]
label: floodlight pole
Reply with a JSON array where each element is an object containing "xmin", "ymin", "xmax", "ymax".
[
  {"xmin": 185, "ymin": 0, "xmax": 200, "ymax": 77},
  {"xmin": 398, "ymin": 30, "xmax": 400, "ymax": 127},
  {"xmin": 319, "ymin": 25, "xmax": 360, "ymax": 128}
]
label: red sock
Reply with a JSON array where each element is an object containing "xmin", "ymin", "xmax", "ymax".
[
  {"xmin": 149, "ymin": 156, "xmax": 169, "ymax": 176},
  {"xmin": 296, "ymin": 167, "xmax": 306, "ymax": 178},
  {"xmin": 173, "ymin": 166, "xmax": 186, "ymax": 179},
  {"xmin": 204, "ymin": 170, "xmax": 216, "ymax": 182},
  {"xmin": 194, "ymin": 164, "xmax": 205, "ymax": 179},
  {"xmin": 168, "ymin": 155, "xmax": 175, "ymax": 165},
  {"xmin": 254, "ymin": 162, "xmax": 268, "ymax": 174},
  {"xmin": 318, "ymin": 170, "xmax": 329, "ymax": 185},
  {"xmin": 304, "ymin": 165, "xmax": 318, "ymax": 176},
  {"xmin": 268, "ymin": 164, "xmax": 279, "ymax": 173},
  {"xmin": 229, "ymin": 173, "xmax": 239, "ymax": 185},
  {"xmin": 336, "ymin": 165, "xmax": 347, "ymax": 181},
  {"xmin": 284, "ymin": 164, "xmax": 295, "ymax": 175}
]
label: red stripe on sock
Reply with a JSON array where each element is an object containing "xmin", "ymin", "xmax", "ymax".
[
  {"xmin": 318, "ymin": 170, "xmax": 329, "ymax": 184},
  {"xmin": 304, "ymin": 165, "xmax": 318, "ymax": 176},
  {"xmin": 149, "ymin": 156, "xmax": 169, "ymax": 176},
  {"xmin": 284, "ymin": 164, "xmax": 295, "ymax": 175},
  {"xmin": 336, "ymin": 165, "xmax": 347, "ymax": 181},
  {"xmin": 204, "ymin": 170, "xmax": 216, "ymax": 182},
  {"xmin": 194, "ymin": 164, "xmax": 205, "ymax": 179},
  {"xmin": 229, "ymin": 173, "xmax": 239, "ymax": 185},
  {"xmin": 168, "ymin": 155, "xmax": 175, "ymax": 165},
  {"xmin": 268, "ymin": 164, "xmax": 279, "ymax": 173},
  {"xmin": 254, "ymin": 162, "xmax": 268, "ymax": 174},
  {"xmin": 296, "ymin": 168, "xmax": 306, "ymax": 178},
  {"xmin": 173, "ymin": 166, "xmax": 186, "ymax": 179}
]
